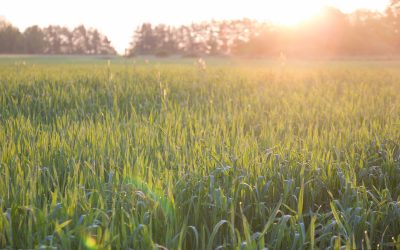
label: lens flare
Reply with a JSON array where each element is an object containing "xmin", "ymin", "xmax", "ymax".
[{"xmin": 84, "ymin": 236, "xmax": 97, "ymax": 250}]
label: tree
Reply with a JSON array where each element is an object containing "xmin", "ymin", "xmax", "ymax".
[
  {"xmin": 0, "ymin": 19, "xmax": 24, "ymax": 53},
  {"xmin": 23, "ymin": 26, "xmax": 45, "ymax": 54},
  {"xmin": 60, "ymin": 27, "xmax": 74, "ymax": 54},
  {"xmin": 72, "ymin": 25, "xmax": 89, "ymax": 54},
  {"xmin": 90, "ymin": 29, "xmax": 101, "ymax": 54},
  {"xmin": 0, "ymin": 18, "xmax": 116, "ymax": 55},
  {"xmin": 43, "ymin": 25, "xmax": 63, "ymax": 54},
  {"xmin": 99, "ymin": 36, "xmax": 116, "ymax": 55},
  {"xmin": 129, "ymin": 23, "xmax": 157, "ymax": 55}
]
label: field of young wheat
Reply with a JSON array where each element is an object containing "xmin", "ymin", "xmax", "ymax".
[{"xmin": 0, "ymin": 58, "xmax": 399, "ymax": 249}]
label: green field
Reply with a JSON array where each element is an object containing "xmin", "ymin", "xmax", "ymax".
[{"xmin": 0, "ymin": 57, "xmax": 399, "ymax": 249}]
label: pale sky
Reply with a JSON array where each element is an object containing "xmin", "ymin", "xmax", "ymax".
[{"xmin": 0, "ymin": 0, "xmax": 390, "ymax": 54}]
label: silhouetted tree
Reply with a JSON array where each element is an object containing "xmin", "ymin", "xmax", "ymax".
[
  {"xmin": 90, "ymin": 29, "xmax": 101, "ymax": 54},
  {"xmin": 0, "ymin": 18, "xmax": 116, "ymax": 55},
  {"xmin": 44, "ymin": 25, "xmax": 65, "ymax": 54},
  {"xmin": 23, "ymin": 26, "xmax": 45, "ymax": 53},
  {"xmin": 60, "ymin": 27, "xmax": 74, "ymax": 54},
  {"xmin": 72, "ymin": 25, "xmax": 88, "ymax": 54},
  {"xmin": 99, "ymin": 36, "xmax": 116, "ymax": 55},
  {"xmin": 129, "ymin": 23, "xmax": 158, "ymax": 55},
  {"xmin": 0, "ymin": 19, "xmax": 24, "ymax": 53}
]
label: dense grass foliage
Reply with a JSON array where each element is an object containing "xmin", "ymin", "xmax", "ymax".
[{"xmin": 0, "ymin": 59, "xmax": 399, "ymax": 249}]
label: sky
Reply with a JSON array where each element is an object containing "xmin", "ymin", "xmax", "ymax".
[{"xmin": 0, "ymin": 0, "xmax": 391, "ymax": 54}]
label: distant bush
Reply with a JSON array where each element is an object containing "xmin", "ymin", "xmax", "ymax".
[
  {"xmin": 155, "ymin": 50, "xmax": 170, "ymax": 57},
  {"xmin": 182, "ymin": 52, "xmax": 200, "ymax": 58}
]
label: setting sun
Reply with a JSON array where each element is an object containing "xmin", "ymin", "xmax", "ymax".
[{"xmin": 260, "ymin": 0, "xmax": 324, "ymax": 26}]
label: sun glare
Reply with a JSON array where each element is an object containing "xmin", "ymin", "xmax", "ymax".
[
  {"xmin": 264, "ymin": 0, "xmax": 324, "ymax": 26},
  {"xmin": 0, "ymin": 0, "xmax": 391, "ymax": 53}
]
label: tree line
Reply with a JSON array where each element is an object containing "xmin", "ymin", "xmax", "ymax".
[
  {"xmin": 0, "ymin": 18, "xmax": 116, "ymax": 55},
  {"xmin": 128, "ymin": 2, "xmax": 400, "ymax": 58},
  {"xmin": 2, "ymin": 1, "xmax": 400, "ymax": 57}
]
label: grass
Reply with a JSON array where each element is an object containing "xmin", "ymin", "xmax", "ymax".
[{"xmin": 0, "ymin": 57, "xmax": 399, "ymax": 249}]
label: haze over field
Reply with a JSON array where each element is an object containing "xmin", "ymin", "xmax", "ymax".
[
  {"xmin": 1, "ymin": 1, "xmax": 400, "ymax": 249},
  {"xmin": 1, "ymin": 0, "xmax": 390, "ymax": 53}
]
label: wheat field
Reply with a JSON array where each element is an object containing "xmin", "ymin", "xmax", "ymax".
[{"xmin": 0, "ymin": 57, "xmax": 399, "ymax": 249}]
